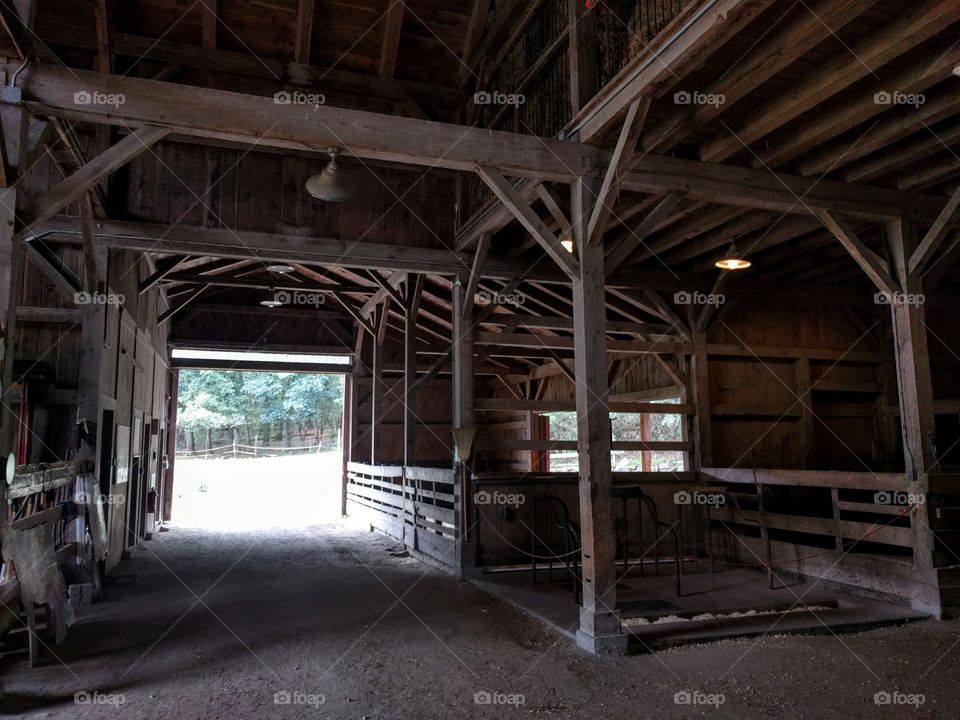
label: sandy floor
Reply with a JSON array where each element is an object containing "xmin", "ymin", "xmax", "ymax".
[{"xmin": 2, "ymin": 456, "xmax": 959, "ymax": 718}]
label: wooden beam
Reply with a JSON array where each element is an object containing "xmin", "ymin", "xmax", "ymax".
[
  {"xmin": 0, "ymin": 0, "xmax": 35, "ymax": 59},
  {"xmin": 698, "ymin": 0, "xmax": 959, "ymax": 162},
  {"xmin": 361, "ymin": 271, "xmax": 406, "ymax": 315},
  {"xmin": 476, "ymin": 166, "xmax": 579, "ymax": 278},
  {"xmin": 924, "ymin": 231, "xmax": 960, "ymax": 290},
  {"xmin": 756, "ymin": 34, "xmax": 960, "ymax": 171},
  {"xmin": 569, "ymin": 176, "xmax": 625, "ymax": 653},
  {"xmin": 163, "ymin": 272, "xmax": 372, "ymax": 294},
  {"xmin": 641, "ymin": 0, "xmax": 877, "ymax": 153},
  {"xmin": 461, "ymin": 232, "xmax": 490, "ymax": 321},
  {"xmin": 40, "ymin": 26, "xmax": 458, "ymax": 108},
  {"xmin": 16, "ymin": 306, "xmax": 81, "ymax": 323},
  {"xmin": 618, "ymin": 154, "xmax": 943, "ymax": 222},
  {"xmin": 885, "ymin": 217, "xmax": 939, "ymax": 615},
  {"xmin": 588, "ymin": 97, "xmax": 651, "ymax": 245},
  {"xmin": 22, "ymin": 239, "xmax": 80, "ymax": 298},
  {"xmin": 475, "ymin": 332, "xmax": 689, "ymax": 354},
  {"xmin": 459, "ymin": 0, "xmax": 490, "ymax": 85},
  {"xmin": 475, "ymin": 397, "xmax": 692, "ymax": 414},
  {"xmin": 818, "ymin": 211, "xmax": 899, "ymax": 297},
  {"xmin": 294, "ymin": 0, "xmax": 314, "ymax": 64},
  {"xmin": 572, "ymin": 0, "xmax": 772, "ymax": 143},
  {"xmin": 201, "ymin": 0, "xmax": 217, "ymax": 49},
  {"xmin": 14, "ymin": 63, "xmax": 947, "ymax": 221},
  {"xmin": 78, "ymin": 193, "xmax": 98, "ymax": 292},
  {"xmin": 25, "ymin": 125, "xmax": 168, "ymax": 230},
  {"xmin": 139, "ymin": 256, "xmax": 186, "ymax": 294},
  {"xmin": 535, "ymin": 184, "xmax": 571, "ymax": 235},
  {"xmin": 909, "ymin": 185, "xmax": 960, "ymax": 275},
  {"xmin": 334, "ymin": 295, "xmax": 375, "ymax": 336},
  {"xmin": 93, "ymin": 0, "xmax": 114, "ymax": 73},
  {"xmin": 567, "ymin": 0, "xmax": 597, "ymax": 115},
  {"xmin": 379, "ymin": 0, "xmax": 405, "ymax": 78},
  {"xmin": 604, "ymin": 192, "xmax": 683, "ymax": 277},
  {"xmin": 158, "ymin": 286, "xmax": 205, "ymax": 325}
]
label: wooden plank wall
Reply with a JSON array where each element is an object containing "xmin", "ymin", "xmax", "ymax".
[
  {"xmin": 123, "ymin": 141, "xmax": 456, "ymax": 249},
  {"xmin": 705, "ymin": 296, "xmax": 886, "ymax": 470},
  {"xmin": 352, "ymin": 336, "xmax": 454, "ymax": 466}
]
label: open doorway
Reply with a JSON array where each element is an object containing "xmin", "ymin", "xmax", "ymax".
[{"xmin": 170, "ymin": 361, "xmax": 346, "ymax": 531}]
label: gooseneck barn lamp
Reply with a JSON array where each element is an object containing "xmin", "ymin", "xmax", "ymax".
[{"xmin": 306, "ymin": 148, "xmax": 354, "ymax": 203}]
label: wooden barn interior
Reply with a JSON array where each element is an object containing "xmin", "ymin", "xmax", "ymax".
[{"xmin": 1, "ymin": 0, "xmax": 960, "ymax": 691}]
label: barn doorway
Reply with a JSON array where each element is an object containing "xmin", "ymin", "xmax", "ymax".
[{"xmin": 168, "ymin": 350, "xmax": 349, "ymax": 531}]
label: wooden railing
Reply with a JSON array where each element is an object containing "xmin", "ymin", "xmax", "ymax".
[
  {"xmin": 700, "ymin": 468, "xmax": 918, "ymax": 600},
  {"xmin": 345, "ymin": 462, "xmax": 456, "ymax": 570}
]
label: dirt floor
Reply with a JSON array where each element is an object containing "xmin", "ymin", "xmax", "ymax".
[{"xmin": 2, "ymin": 456, "xmax": 959, "ymax": 718}]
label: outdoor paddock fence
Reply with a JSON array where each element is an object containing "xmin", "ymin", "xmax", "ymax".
[{"xmin": 176, "ymin": 440, "xmax": 339, "ymax": 459}]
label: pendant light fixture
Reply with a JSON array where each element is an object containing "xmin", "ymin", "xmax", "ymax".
[
  {"xmin": 715, "ymin": 243, "xmax": 752, "ymax": 270},
  {"xmin": 306, "ymin": 148, "xmax": 353, "ymax": 203}
]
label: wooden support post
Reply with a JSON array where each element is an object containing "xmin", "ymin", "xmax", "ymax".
[
  {"xmin": 886, "ymin": 217, "xmax": 940, "ymax": 616},
  {"xmin": 341, "ymin": 373, "xmax": 353, "ymax": 517},
  {"xmin": 370, "ymin": 303, "xmax": 388, "ymax": 463},
  {"xmin": 691, "ymin": 333, "xmax": 713, "ymax": 469},
  {"xmin": 403, "ymin": 275, "xmax": 423, "ymax": 466},
  {"xmin": 452, "ymin": 274, "xmax": 476, "ymax": 573},
  {"xmin": 75, "ymin": 243, "xmax": 108, "ymax": 472},
  {"xmin": 163, "ymin": 369, "xmax": 179, "ymax": 521},
  {"xmin": 570, "ymin": 177, "xmax": 626, "ymax": 654},
  {"xmin": 640, "ymin": 412, "xmax": 652, "ymax": 472},
  {"xmin": 0, "ymin": 102, "xmax": 28, "ymax": 461}
]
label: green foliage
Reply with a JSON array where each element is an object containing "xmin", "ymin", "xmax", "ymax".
[{"xmin": 177, "ymin": 370, "xmax": 344, "ymax": 432}]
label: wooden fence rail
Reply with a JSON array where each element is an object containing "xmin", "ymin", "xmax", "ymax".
[{"xmin": 346, "ymin": 462, "xmax": 456, "ymax": 569}]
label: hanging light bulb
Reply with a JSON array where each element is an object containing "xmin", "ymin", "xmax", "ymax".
[
  {"xmin": 306, "ymin": 148, "xmax": 354, "ymax": 202},
  {"xmin": 715, "ymin": 243, "xmax": 752, "ymax": 270}
]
